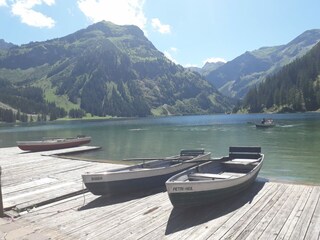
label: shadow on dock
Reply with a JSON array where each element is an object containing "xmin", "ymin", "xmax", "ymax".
[
  {"xmin": 78, "ymin": 187, "xmax": 166, "ymax": 211},
  {"xmin": 165, "ymin": 179, "xmax": 268, "ymax": 235}
]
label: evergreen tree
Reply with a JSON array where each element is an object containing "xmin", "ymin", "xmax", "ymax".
[{"xmin": 243, "ymin": 41, "xmax": 320, "ymax": 112}]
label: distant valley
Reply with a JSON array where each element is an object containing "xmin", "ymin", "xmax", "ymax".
[{"xmin": 200, "ymin": 29, "xmax": 320, "ymax": 99}]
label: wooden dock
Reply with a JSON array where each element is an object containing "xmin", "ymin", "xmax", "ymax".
[{"xmin": 0, "ymin": 147, "xmax": 319, "ymax": 239}]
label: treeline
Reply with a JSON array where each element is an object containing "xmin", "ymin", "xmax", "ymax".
[
  {"xmin": 0, "ymin": 108, "xmax": 87, "ymax": 123},
  {"xmin": 0, "ymin": 108, "xmax": 63, "ymax": 123},
  {"xmin": 69, "ymin": 109, "xmax": 85, "ymax": 118},
  {"xmin": 0, "ymin": 108, "xmax": 39, "ymax": 123},
  {"xmin": 0, "ymin": 109, "xmax": 21, "ymax": 123},
  {"xmin": 243, "ymin": 41, "xmax": 320, "ymax": 112},
  {"xmin": 0, "ymin": 81, "xmax": 68, "ymax": 121}
]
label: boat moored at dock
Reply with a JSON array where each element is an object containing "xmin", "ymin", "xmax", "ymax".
[
  {"xmin": 82, "ymin": 149, "xmax": 211, "ymax": 196},
  {"xmin": 166, "ymin": 146, "xmax": 264, "ymax": 208},
  {"xmin": 17, "ymin": 135, "xmax": 91, "ymax": 152}
]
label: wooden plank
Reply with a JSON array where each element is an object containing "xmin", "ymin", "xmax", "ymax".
[
  {"xmin": 229, "ymin": 183, "xmax": 291, "ymax": 240},
  {"xmin": 63, "ymin": 194, "xmax": 166, "ymax": 239},
  {"xmin": 229, "ymin": 146, "xmax": 261, "ymax": 153},
  {"xmin": 2, "ymin": 165, "xmax": 86, "ymax": 188},
  {"xmin": 223, "ymin": 159, "xmax": 259, "ymax": 165},
  {"xmin": 19, "ymin": 194, "xmax": 97, "ymax": 228},
  {"xmin": 180, "ymin": 149, "xmax": 204, "ymax": 156},
  {"xmin": 169, "ymin": 182, "xmax": 274, "ymax": 240},
  {"xmin": 122, "ymin": 205, "xmax": 172, "ymax": 240},
  {"xmin": 257, "ymin": 185, "xmax": 307, "ymax": 240},
  {"xmin": 1, "ymin": 147, "xmax": 320, "ymax": 240},
  {"xmin": 0, "ymin": 146, "xmax": 124, "ymax": 211},
  {"xmin": 7, "ymin": 181, "xmax": 320, "ymax": 240},
  {"xmin": 141, "ymin": 181, "xmax": 274, "ymax": 240},
  {"xmin": 243, "ymin": 184, "xmax": 295, "ymax": 240},
  {"xmin": 40, "ymin": 146, "xmax": 101, "ymax": 156},
  {"xmin": 189, "ymin": 173, "xmax": 231, "ymax": 180},
  {"xmin": 92, "ymin": 194, "xmax": 171, "ymax": 239},
  {"xmin": 289, "ymin": 186, "xmax": 320, "ymax": 240},
  {"xmin": 0, "ymin": 216, "xmax": 74, "ymax": 240},
  {"xmin": 201, "ymin": 182, "xmax": 278, "ymax": 240},
  {"xmin": 19, "ymin": 193, "xmax": 94, "ymax": 220},
  {"xmin": 275, "ymin": 186, "xmax": 313, "ymax": 240},
  {"xmin": 27, "ymin": 191, "xmax": 167, "ymax": 239},
  {"xmin": 1, "ymin": 160, "xmax": 92, "ymax": 187},
  {"xmin": 57, "ymin": 191, "xmax": 164, "ymax": 232},
  {"xmin": 222, "ymin": 172, "xmax": 246, "ymax": 178},
  {"xmin": 2, "ymin": 177, "xmax": 58, "ymax": 195},
  {"xmin": 304, "ymin": 186, "xmax": 320, "ymax": 240}
]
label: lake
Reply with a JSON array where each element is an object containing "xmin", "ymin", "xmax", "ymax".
[{"xmin": 1, "ymin": 113, "xmax": 320, "ymax": 185}]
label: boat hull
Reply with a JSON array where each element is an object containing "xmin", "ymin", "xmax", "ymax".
[
  {"xmin": 17, "ymin": 137, "xmax": 91, "ymax": 151},
  {"xmin": 83, "ymin": 152, "xmax": 211, "ymax": 196},
  {"xmin": 255, "ymin": 124, "xmax": 275, "ymax": 128},
  {"xmin": 84, "ymin": 169, "xmax": 192, "ymax": 196},
  {"xmin": 166, "ymin": 170, "xmax": 260, "ymax": 208},
  {"xmin": 166, "ymin": 147, "xmax": 264, "ymax": 208}
]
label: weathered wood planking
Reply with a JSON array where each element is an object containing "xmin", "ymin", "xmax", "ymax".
[
  {"xmin": 289, "ymin": 186, "xmax": 320, "ymax": 240},
  {"xmin": 9, "ymin": 182, "xmax": 319, "ymax": 240},
  {"xmin": 0, "ymin": 147, "xmax": 320, "ymax": 240},
  {"xmin": 0, "ymin": 146, "xmax": 124, "ymax": 211}
]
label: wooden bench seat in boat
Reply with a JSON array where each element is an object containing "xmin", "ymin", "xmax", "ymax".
[
  {"xmin": 222, "ymin": 158, "xmax": 260, "ymax": 165},
  {"xmin": 222, "ymin": 172, "xmax": 246, "ymax": 178},
  {"xmin": 188, "ymin": 173, "xmax": 231, "ymax": 181},
  {"xmin": 228, "ymin": 146, "xmax": 261, "ymax": 159},
  {"xmin": 180, "ymin": 149, "xmax": 205, "ymax": 156}
]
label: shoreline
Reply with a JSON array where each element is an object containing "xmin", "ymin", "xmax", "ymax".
[{"xmin": 1, "ymin": 110, "xmax": 320, "ymax": 125}]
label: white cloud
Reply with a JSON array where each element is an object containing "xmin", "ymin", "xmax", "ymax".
[
  {"xmin": 170, "ymin": 47, "xmax": 177, "ymax": 52},
  {"xmin": 164, "ymin": 47, "xmax": 178, "ymax": 64},
  {"xmin": 11, "ymin": 0, "xmax": 55, "ymax": 28},
  {"xmin": 151, "ymin": 18, "xmax": 171, "ymax": 34},
  {"xmin": 77, "ymin": 0, "xmax": 147, "ymax": 32},
  {"xmin": 43, "ymin": 0, "xmax": 55, "ymax": 5},
  {"xmin": 203, "ymin": 57, "xmax": 227, "ymax": 64},
  {"xmin": 0, "ymin": 0, "xmax": 7, "ymax": 7},
  {"xmin": 184, "ymin": 63, "xmax": 199, "ymax": 68},
  {"xmin": 164, "ymin": 51, "xmax": 177, "ymax": 64}
]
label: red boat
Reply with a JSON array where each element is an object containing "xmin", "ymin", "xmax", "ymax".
[{"xmin": 17, "ymin": 136, "xmax": 91, "ymax": 152}]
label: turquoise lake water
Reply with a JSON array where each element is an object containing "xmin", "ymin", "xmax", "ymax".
[{"xmin": 1, "ymin": 112, "xmax": 320, "ymax": 185}]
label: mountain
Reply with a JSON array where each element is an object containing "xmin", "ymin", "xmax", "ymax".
[
  {"xmin": 188, "ymin": 61, "xmax": 225, "ymax": 76},
  {"xmin": 0, "ymin": 21, "xmax": 233, "ymax": 121},
  {"xmin": 0, "ymin": 39, "xmax": 15, "ymax": 50},
  {"xmin": 242, "ymin": 41, "xmax": 320, "ymax": 113},
  {"xmin": 206, "ymin": 29, "xmax": 320, "ymax": 99}
]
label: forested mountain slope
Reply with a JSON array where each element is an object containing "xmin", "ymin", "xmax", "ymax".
[
  {"xmin": 206, "ymin": 29, "xmax": 320, "ymax": 99},
  {"xmin": 0, "ymin": 21, "xmax": 233, "ymax": 122},
  {"xmin": 242, "ymin": 41, "xmax": 320, "ymax": 112}
]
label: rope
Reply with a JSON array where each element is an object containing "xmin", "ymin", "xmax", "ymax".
[{"xmin": 78, "ymin": 180, "xmax": 87, "ymax": 210}]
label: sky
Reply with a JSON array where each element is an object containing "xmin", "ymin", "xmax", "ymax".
[{"xmin": 0, "ymin": 0, "xmax": 320, "ymax": 68}]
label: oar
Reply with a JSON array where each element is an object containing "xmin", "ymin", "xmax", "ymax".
[
  {"xmin": 125, "ymin": 155, "xmax": 209, "ymax": 161},
  {"xmin": 122, "ymin": 157, "xmax": 181, "ymax": 165},
  {"xmin": 122, "ymin": 158, "xmax": 169, "ymax": 161},
  {"xmin": 184, "ymin": 158, "xmax": 223, "ymax": 163},
  {"xmin": 122, "ymin": 157, "xmax": 218, "ymax": 165}
]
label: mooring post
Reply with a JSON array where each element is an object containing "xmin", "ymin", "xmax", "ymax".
[{"xmin": 0, "ymin": 166, "xmax": 4, "ymax": 217}]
